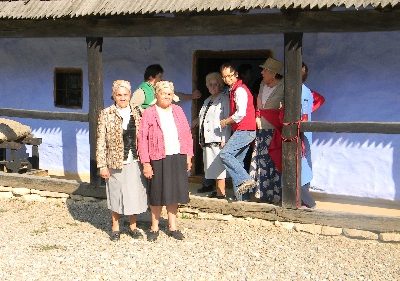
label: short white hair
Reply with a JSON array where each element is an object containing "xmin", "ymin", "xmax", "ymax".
[{"xmin": 205, "ymin": 72, "xmax": 224, "ymax": 88}]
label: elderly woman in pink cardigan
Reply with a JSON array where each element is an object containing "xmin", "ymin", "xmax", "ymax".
[{"xmin": 138, "ymin": 80, "xmax": 193, "ymax": 241}]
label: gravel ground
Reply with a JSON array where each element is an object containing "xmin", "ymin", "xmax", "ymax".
[{"xmin": 0, "ymin": 198, "xmax": 399, "ymax": 281}]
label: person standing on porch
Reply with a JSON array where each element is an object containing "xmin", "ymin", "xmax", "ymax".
[
  {"xmin": 96, "ymin": 80, "xmax": 148, "ymax": 241},
  {"xmin": 219, "ymin": 63, "xmax": 256, "ymax": 200},
  {"xmin": 299, "ymin": 62, "xmax": 325, "ymax": 209},
  {"xmin": 138, "ymin": 80, "xmax": 193, "ymax": 241},
  {"xmin": 130, "ymin": 64, "xmax": 201, "ymax": 110},
  {"xmin": 198, "ymin": 72, "xmax": 231, "ymax": 199},
  {"xmin": 249, "ymin": 58, "xmax": 284, "ymax": 204}
]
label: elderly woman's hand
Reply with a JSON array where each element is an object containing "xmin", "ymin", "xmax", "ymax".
[
  {"xmin": 256, "ymin": 117, "xmax": 262, "ymax": 130},
  {"xmin": 143, "ymin": 163, "xmax": 154, "ymax": 179},
  {"xmin": 187, "ymin": 156, "xmax": 192, "ymax": 172},
  {"xmin": 99, "ymin": 167, "xmax": 110, "ymax": 179}
]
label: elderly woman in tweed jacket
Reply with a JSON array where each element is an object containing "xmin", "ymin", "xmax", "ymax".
[{"xmin": 96, "ymin": 80, "xmax": 148, "ymax": 241}]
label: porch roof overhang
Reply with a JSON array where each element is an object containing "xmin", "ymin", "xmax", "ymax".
[
  {"xmin": 0, "ymin": 0, "xmax": 398, "ymax": 37},
  {"xmin": 0, "ymin": 0, "xmax": 399, "ymax": 20},
  {"xmin": 0, "ymin": 8, "xmax": 400, "ymax": 38}
]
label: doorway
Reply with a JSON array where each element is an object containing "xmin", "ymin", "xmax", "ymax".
[{"xmin": 192, "ymin": 49, "xmax": 273, "ymax": 175}]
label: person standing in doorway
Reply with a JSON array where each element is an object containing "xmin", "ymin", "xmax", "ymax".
[
  {"xmin": 198, "ymin": 72, "xmax": 231, "ymax": 199},
  {"xmin": 219, "ymin": 63, "xmax": 256, "ymax": 200}
]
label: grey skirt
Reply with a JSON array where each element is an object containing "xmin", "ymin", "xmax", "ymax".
[{"xmin": 106, "ymin": 160, "xmax": 148, "ymax": 215}]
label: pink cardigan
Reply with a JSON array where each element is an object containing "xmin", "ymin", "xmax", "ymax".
[{"xmin": 138, "ymin": 104, "xmax": 193, "ymax": 164}]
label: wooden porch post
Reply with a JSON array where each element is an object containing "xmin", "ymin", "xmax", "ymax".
[
  {"xmin": 282, "ymin": 32, "xmax": 303, "ymax": 209},
  {"xmin": 86, "ymin": 37, "xmax": 104, "ymax": 187}
]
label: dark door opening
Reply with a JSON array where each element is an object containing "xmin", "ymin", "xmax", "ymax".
[{"xmin": 192, "ymin": 49, "xmax": 273, "ymax": 176}]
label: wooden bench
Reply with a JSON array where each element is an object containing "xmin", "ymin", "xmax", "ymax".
[{"xmin": 0, "ymin": 136, "xmax": 42, "ymax": 173}]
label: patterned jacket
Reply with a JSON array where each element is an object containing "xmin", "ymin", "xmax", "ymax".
[{"xmin": 96, "ymin": 104, "xmax": 141, "ymax": 169}]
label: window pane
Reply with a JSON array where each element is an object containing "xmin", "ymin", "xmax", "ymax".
[{"xmin": 54, "ymin": 69, "xmax": 82, "ymax": 109}]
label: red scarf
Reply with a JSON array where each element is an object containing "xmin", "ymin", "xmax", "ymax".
[
  {"xmin": 259, "ymin": 109, "xmax": 283, "ymax": 172},
  {"xmin": 259, "ymin": 91, "xmax": 325, "ymax": 173}
]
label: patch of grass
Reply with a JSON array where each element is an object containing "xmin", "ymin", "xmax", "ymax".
[
  {"xmin": 33, "ymin": 244, "xmax": 65, "ymax": 252},
  {"xmin": 181, "ymin": 213, "xmax": 191, "ymax": 219},
  {"xmin": 31, "ymin": 226, "xmax": 49, "ymax": 235}
]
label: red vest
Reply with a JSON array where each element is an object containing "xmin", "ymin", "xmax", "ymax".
[{"xmin": 229, "ymin": 80, "xmax": 256, "ymax": 131}]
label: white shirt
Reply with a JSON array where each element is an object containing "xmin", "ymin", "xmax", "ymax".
[
  {"xmin": 231, "ymin": 86, "xmax": 248, "ymax": 123},
  {"xmin": 155, "ymin": 105, "xmax": 180, "ymax": 155},
  {"xmin": 116, "ymin": 106, "xmax": 134, "ymax": 164},
  {"xmin": 260, "ymin": 84, "xmax": 277, "ymax": 107},
  {"xmin": 116, "ymin": 106, "xmax": 131, "ymax": 130}
]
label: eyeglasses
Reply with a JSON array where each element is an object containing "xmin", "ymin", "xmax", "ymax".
[{"xmin": 222, "ymin": 73, "xmax": 235, "ymax": 79}]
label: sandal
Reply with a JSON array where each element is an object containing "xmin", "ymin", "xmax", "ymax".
[
  {"xmin": 167, "ymin": 229, "xmax": 184, "ymax": 240},
  {"xmin": 128, "ymin": 228, "xmax": 144, "ymax": 240},
  {"xmin": 197, "ymin": 185, "xmax": 214, "ymax": 193},
  {"xmin": 208, "ymin": 191, "xmax": 226, "ymax": 199},
  {"xmin": 147, "ymin": 230, "xmax": 159, "ymax": 242},
  {"xmin": 110, "ymin": 231, "xmax": 120, "ymax": 242}
]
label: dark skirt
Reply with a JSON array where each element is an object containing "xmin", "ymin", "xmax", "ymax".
[
  {"xmin": 149, "ymin": 154, "xmax": 190, "ymax": 206},
  {"xmin": 249, "ymin": 129, "xmax": 282, "ymax": 204}
]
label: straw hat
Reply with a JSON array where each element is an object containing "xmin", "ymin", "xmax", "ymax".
[{"xmin": 259, "ymin": 58, "xmax": 283, "ymax": 75}]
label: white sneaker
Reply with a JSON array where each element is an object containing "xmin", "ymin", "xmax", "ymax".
[{"xmin": 236, "ymin": 179, "xmax": 256, "ymax": 195}]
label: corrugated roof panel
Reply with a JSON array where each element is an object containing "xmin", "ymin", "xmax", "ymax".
[
  {"xmin": 0, "ymin": 0, "xmax": 399, "ymax": 19},
  {"xmin": 18, "ymin": 1, "xmax": 33, "ymax": 19},
  {"xmin": 119, "ymin": 0, "xmax": 132, "ymax": 15},
  {"xmin": 140, "ymin": 0, "xmax": 160, "ymax": 14},
  {"xmin": 90, "ymin": 0, "xmax": 105, "ymax": 16},
  {"xmin": 106, "ymin": 1, "xmax": 121, "ymax": 16},
  {"xmin": 126, "ymin": 0, "xmax": 147, "ymax": 14},
  {"xmin": 74, "ymin": 0, "xmax": 98, "ymax": 17},
  {"xmin": 31, "ymin": 2, "xmax": 48, "ymax": 19}
]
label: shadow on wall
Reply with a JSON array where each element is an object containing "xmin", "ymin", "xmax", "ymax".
[
  {"xmin": 312, "ymin": 132, "xmax": 400, "ymax": 201},
  {"xmin": 61, "ymin": 126, "xmax": 85, "ymax": 182},
  {"xmin": 28, "ymin": 123, "xmax": 89, "ymax": 182}
]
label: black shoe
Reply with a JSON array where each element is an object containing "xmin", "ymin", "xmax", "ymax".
[
  {"xmin": 197, "ymin": 185, "xmax": 214, "ymax": 193},
  {"xmin": 147, "ymin": 230, "xmax": 159, "ymax": 242},
  {"xmin": 110, "ymin": 231, "xmax": 120, "ymax": 242},
  {"xmin": 226, "ymin": 196, "xmax": 237, "ymax": 203},
  {"xmin": 167, "ymin": 229, "xmax": 184, "ymax": 240},
  {"xmin": 208, "ymin": 191, "xmax": 226, "ymax": 200},
  {"xmin": 128, "ymin": 228, "xmax": 144, "ymax": 240}
]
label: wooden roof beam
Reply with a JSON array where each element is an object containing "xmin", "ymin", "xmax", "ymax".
[{"xmin": 0, "ymin": 9, "xmax": 399, "ymax": 37}]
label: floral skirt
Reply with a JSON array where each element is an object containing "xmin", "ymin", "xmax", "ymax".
[{"xmin": 249, "ymin": 129, "xmax": 282, "ymax": 204}]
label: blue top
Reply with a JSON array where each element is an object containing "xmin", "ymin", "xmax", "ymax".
[{"xmin": 301, "ymin": 84, "xmax": 313, "ymax": 186}]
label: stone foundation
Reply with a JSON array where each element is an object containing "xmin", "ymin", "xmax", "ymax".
[{"xmin": 1, "ymin": 185, "xmax": 400, "ymax": 243}]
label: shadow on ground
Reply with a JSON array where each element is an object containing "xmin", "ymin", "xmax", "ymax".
[{"xmin": 66, "ymin": 200, "xmax": 168, "ymax": 236}]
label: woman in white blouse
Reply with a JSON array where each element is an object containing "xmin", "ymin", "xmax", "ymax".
[{"xmin": 198, "ymin": 72, "xmax": 231, "ymax": 199}]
